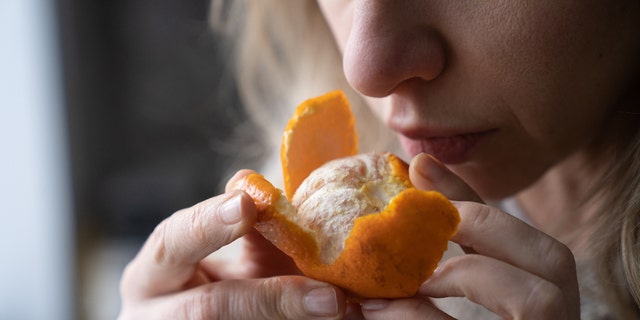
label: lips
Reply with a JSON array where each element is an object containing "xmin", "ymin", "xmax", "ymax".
[{"xmin": 399, "ymin": 130, "xmax": 494, "ymax": 164}]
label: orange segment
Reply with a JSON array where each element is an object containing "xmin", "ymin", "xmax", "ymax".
[{"xmin": 281, "ymin": 90, "xmax": 358, "ymax": 200}]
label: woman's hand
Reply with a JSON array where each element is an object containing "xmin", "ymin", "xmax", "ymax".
[
  {"xmin": 118, "ymin": 170, "xmax": 347, "ymax": 320},
  {"xmin": 360, "ymin": 153, "xmax": 580, "ymax": 320}
]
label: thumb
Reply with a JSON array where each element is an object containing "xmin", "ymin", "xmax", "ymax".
[
  {"xmin": 210, "ymin": 277, "xmax": 346, "ymax": 319},
  {"xmin": 120, "ymin": 276, "xmax": 347, "ymax": 320},
  {"xmin": 409, "ymin": 153, "xmax": 483, "ymax": 203}
]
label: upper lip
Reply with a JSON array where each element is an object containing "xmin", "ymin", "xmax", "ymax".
[
  {"xmin": 388, "ymin": 119, "xmax": 497, "ymax": 142},
  {"xmin": 383, "ymin": 94, "xmax": 495, "ymax": 140},
  {"xmin": 387, "ymin": 118, "xmax": 476, "ymax": 140},
  {"xmin": 384, "ymin": 100, "xmax": 470, "ymax": 139}
]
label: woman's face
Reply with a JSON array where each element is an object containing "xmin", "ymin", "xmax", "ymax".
[{"xmin": 317, "ymin": 0, "xmax": 640, "ymax": 199}]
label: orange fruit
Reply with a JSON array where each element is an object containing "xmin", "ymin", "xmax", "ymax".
[{"xmin": 233, "ymin": 90, "xmax": 460, "ymax": 299}]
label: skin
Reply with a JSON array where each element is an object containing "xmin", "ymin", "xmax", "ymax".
[
  {"xmin": 319, "ymin": 0, "xmax": 640, "ymax": 200},
  {"xmin": 317, "ymin": 0, "xmax": 639, "ymax": 318},
  {"xmin": 119, "ymin": 0, "xmax": 640, "ymax": 319}
]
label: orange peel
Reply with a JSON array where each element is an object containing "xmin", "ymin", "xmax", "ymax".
[
  {"xmin": 281, "ymin": 90, "xmax": 357, "ymax": 200},
  {"xmin": 234, "ymin": 90, "xmax": 460, "ymax": 299}
]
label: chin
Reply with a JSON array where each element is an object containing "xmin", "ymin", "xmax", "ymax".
[{"xmin": 448, "ymin": 163, "xmax": 542, "ymax": 201}]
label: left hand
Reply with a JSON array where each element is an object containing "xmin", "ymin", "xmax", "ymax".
[
  {"xmin": 358, "ymin": 153, "xmax": 580, "ymax": 320},
  {"xmin": 119, "ymin": 170, "xmax": 347, "ymax": 319}
]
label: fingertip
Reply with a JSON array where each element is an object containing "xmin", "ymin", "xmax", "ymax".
[
  {"xmin": 303, "ymin": 286, "xmax": 343, "ymax": 318},
  {"xmin": 414, "ymin": 152, "xmax": 447, "ymax": 178},
  {"xmin": 254, "ymin": 277, "xmax": 348, "ymax": 319},
  {"xmin": 410, "ymin": 153, "xmax": 483, "ymax": 202},
  {"xmin": 225, "ymin": 169, "xmax": 258, "ymax": 192},
  {"xmin": 287, "ymin": 277, "xmax": 347, "ymax": 319},
  {"xmin": 409, "ymin": 153, "xmax": 442, "ymax": 191},
  {"xmin": 218, "ymin": 190, "xmax": 258, "ymax": 228}
]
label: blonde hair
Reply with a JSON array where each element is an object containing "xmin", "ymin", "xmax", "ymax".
[
  {"xmin": 210, "ymin": 0, "xmax": 396, "ymax": 184},
  {"xmin": 587, "ymin": 118, "xmax": 640, "ymax": 317},
  {"xmin": 210, "ymin": 0, "xmax": 640, "ymax": 317}
]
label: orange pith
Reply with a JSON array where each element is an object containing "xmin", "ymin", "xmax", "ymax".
[{"xmin": 235, "ymin": 90, "xmax": 460, "ymax": 299}]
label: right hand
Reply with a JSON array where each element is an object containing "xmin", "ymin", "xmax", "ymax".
[
  {"xmin": 358, "ymin": 154, "xmax": 580, "ymax": 320},
  {"xmin": 118, "ymin": 170, "xmax": 348, "ymax": 319}
]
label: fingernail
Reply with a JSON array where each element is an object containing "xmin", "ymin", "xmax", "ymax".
[
  {"xmin": 361, "ymin": 299, "xmax": 390, "ymax": 311},
  {"xmin": 304, "ymin": 287, "xmax": 339, "ymax": 317},
  {"xmin": 219, "ymin": 192, "xmax": 243, "ymax": 225},
  {"xmin": 416, "ymin": 153, "xmax": 446, "ymax": 181}
]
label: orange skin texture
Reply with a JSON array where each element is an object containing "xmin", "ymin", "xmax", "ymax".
[{"xmin": 235, "ymin": 91, "xmax": 460, "ymax": 299}]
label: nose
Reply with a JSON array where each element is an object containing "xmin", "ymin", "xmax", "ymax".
[{"xmin": 343, "ymin": 1, "xmax": 446, "ymax": 98}]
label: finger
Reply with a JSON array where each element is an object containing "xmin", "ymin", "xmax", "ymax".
[
  {"xmin": 224, "ymin": 169, "xmax": 301, "ymax": 278},
  {"xmin": 420, "ymin": 254, "xmax": 576, "ymax": 319},
  {"xmin": 120, "ymin": 190, "xmax": 257, "ymax": 300},
  {"xmin": 409, "ymin": 153, "xmax": 483, "ymax": 202},
  {"xmin": 241, "ymin": 229, "xmax": 302, "ymax": 276},
  {"xmin": 360, "ymin": 297, "xmax": 454, "ymax": 320},
  {"xmin": 451, "ymin": 201, "xmax": 579, "ymax": 299},
  {"xmin": 410, "ymin": 153, "xmax": 480, "ymax": 253},
  {"xmin": 200, "ymin": 229, "xmax": 302, "ymax": 280},
  {"xmin": 225, "ymin": 169, "xmax": 257, "ymax": 192},
  {"xmin": 120, "ymin": 276, "xmax": 347, "ymax": 320}
]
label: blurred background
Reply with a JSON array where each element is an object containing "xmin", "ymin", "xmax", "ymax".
[{"xmin": 1, "ymin": 0, "xmax": 249, "ymax": 319}]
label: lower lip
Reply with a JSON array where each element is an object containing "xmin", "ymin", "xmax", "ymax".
[{"xmin": 399, "ymin": 131, "xmax": 493, "ymax": 164}]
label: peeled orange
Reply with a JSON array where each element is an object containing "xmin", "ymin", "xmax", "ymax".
[{"xmin": 234, "ymin": 90, "xmax": 460, "ymax": 299}]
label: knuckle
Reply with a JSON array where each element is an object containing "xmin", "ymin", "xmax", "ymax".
[
  {"xmin": 146, "ymin": 203, "xmax": 224, "ymax": 268},
  {"xmin": 258, "ymin": 277, "xmax": 290, "ymax": 318},
  {"xmin": 462, "ymin": 202, "xmax": 493, "ymax": 229},
  {"xmin": 186, "ymin": 199, "xmax": 241, "ymax": 248},
  {"xmin": 203, "ymin": 278, "xmax": 294, "ymax": 319},
  {"xmin": 536, "ymin": 235, "xmax": 577, "ymax": 281},
  {"xmin": 184, "ymin": 289, "xmax": 220, "ymax": 320},
  {"xmin": 467, "ymin": 203, "xmax": 494, "ymax": 229},
  {"xmin": 455, "ymin": 202, "xmax": 494, "ymax": 246},
  {"xmin": 148, "ymin": 219, "xmax": 173, "ymax": 266},
  {"xmin": 186, "ymin": 203, "xmax": 216, "ymax": 245},
  {"xmin": 521, "ymin": 279, "xmax": 567, "ymax": 319},
  {"xmin": 549, "ymin": 241, "xmax": 576, "ymax": 273}
]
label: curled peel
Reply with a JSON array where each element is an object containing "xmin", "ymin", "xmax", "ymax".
[
  {"xmin": 281, "ymin": 90, "xmax": 357, "ymax": 200},
  {"xmin": 234, "ymin": 91, "xmax": 460, "ymax": 299}
]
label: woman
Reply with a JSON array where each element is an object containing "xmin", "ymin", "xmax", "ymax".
[{"xmin": 119, "ymin": 1, "xmax": 640, "ymax": 319}]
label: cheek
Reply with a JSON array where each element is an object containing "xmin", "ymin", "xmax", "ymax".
[{"xmin": 470, "ymin": 1, "xmax": 636, "ymax": 149}]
